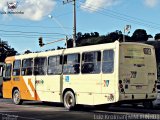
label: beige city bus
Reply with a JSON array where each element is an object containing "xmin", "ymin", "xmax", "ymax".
[{"xmin": 2, "ymin": 41, "xmax": 157, "ymax": 110}]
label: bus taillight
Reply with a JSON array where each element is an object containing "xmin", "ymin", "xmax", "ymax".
[
  {"xmin": 119, "ymin": 84, "xmax": 123, "ymax": 88},
  {"xmin": 119, "ymin": 80, "xmax": 125, "ymax": 93},
  {"xmin": 152, "ymin": 80, "xmax": 157, "ymax": 93}
]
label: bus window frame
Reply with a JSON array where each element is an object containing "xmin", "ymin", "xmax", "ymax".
[
  {"xmin": 63, "ymin": 53, "xmax": 80, "ymax": 75},
  {"xmin": 47, "ymin": 55, "xmax": 62, "ymax": 75},
  {"xmin": 81, "ymin": 51, "xmax": 101, "ymax": 74},
  {"xmin": 3, "ymin": 63, "xmax": 12, "ymax": 81},
  {"xmin": 12, "ymin": 60, "xmax": 21, "ymax": 76},
  {"xmin": 34, "ymin": 57, "xmax": 47, "ymax": 75},
  {"xmin": 21, "ymin": 58, "xmax": 33, "ymax": 76},
  {"xmin": 102, "ymin": 49, "xmax": 114, "ymax": 74}
]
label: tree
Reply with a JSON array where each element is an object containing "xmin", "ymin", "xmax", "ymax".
[
  {"xmin": 155, "ymin": 33, "xmax": 160, "ymax": 40},
  {"xmin": 0, "ymin": 39, "xmax": 17, "ymax": 62},
  {"xmin": 131, "ymin": 29, "xmax": 148, "ymax": 41},
  {"xmin": 24, "ymin": 50, "xmax": 32, "ymax": 54},
  {"xmin": 107, "ymin": 30, "xmax": 123, "ymax": 42}
]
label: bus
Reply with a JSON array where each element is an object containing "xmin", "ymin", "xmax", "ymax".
[{"xmin": 2, "ymin": 41, "xmax": 157, "ymax": 110}]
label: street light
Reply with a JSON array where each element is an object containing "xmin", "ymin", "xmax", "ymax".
[{"xmin": 48, "ymin": 14, "xmax": 69, "ymax": 48}]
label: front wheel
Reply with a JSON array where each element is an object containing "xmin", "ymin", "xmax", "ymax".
[
  {"xmin": 12, "ymin": 89, "xmax": 23, "ymax": 105},
  {"xmin": 63, "ymin": 91, "xmax": 76, "ymax": 110}
]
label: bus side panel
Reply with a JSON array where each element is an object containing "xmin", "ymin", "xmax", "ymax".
[
  {"xmin": 18, "ymin": 76, "xmax": 40, "ymax": 101},
  {"xmin": 3, "ymin": 76, "xmax": 40, "ymax": 101},
  {"xmin": 100, "ymin": 46, "xmax": 119, "ymax": 105},
  {"xmin": 35, "ymin": 75, "xmax": 62, "ymax": 102},
  {"xmin": 65, "ymin": 74, "xmax": 99, "ymax": 105},
  {"xmin": 3, "ymin": 81, "xmax": 12, "ymax": 98}
]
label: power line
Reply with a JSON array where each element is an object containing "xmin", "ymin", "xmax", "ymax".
[
  {"xmin": 0, "ymin": 35, "xmax": 56, "ymax": 39},
  {"xmin": 0, "ymin": 33, "xmax": 62, "ymax": 37},
  {"xmin": 78, "ymin": 1, "xmax": 160, "ymax": 31},
  {"xmin": 0, "ymin": 29, "xmax": 68, "ymax": 36},
  {"xmin": 0, "ymin": 23, "xmax": 73, "ymax": 30}
]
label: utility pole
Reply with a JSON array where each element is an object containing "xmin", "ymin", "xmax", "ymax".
[{"xmin": 63, "ymin": 0, "xmax": 76, "ymax": 47}]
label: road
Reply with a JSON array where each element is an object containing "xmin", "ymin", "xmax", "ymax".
[{"xmin": 0, "ymin": 98, "xmax": 160, "ymax": 120}]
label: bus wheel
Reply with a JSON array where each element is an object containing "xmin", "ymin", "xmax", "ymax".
[
  {"xmin": 143, "ymin": 101, "xmax": 153, "ymax": 109},
  {"xmin": 12, "ymin": 89, "xmax": 23, "ymax": 105},
  {"xmin": 63, "ymin": 91, "xmax": 76, "ymax": 110}
]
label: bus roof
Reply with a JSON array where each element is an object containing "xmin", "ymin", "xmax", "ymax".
[{"xmin": 5, "ymin": 41, "xmax": 154, "ymax": 62}]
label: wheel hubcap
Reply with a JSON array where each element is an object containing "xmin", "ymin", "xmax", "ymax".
[
  {"xmin": 14, "ymin": 92, "xmax": 20, "ymax": 104},
  {"xmin": 66, "ymin": 95, "xmax": 73, "ymax": 107}
]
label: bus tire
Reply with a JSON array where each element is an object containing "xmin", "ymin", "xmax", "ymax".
[
  {"xmin": 12, "ymin": 89, "xmax": 23, "ymax": 105},
  {"xmin": 143, "ymin": 101, "xmax": 153, "ymax": 109},
  {"xmin": 63, "ymin": 91, "xmax": 76, "ymax": 110}
]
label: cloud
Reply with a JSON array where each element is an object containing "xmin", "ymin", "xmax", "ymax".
[
  {"xmin": 144, "ymin": 0, "xmax": 158, "ymax": 8},
  {"xmin": 0, "ymin": 0, "xmax": 56, "ymax": 21},
  {"xmin": 81, "ymin": 0, "xmax": 119, "ymax": 12}
]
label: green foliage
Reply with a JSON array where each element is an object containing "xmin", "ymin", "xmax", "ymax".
[
  {"xmin": 131, "ymin": 29, "xmax": 148, "ymax": 41},
  {"xmin": 66, "ymin": 29, "xmax": 152, "ymax": 48},
  {"xmin": 0, "ymin": 40, "xmax": 17, "ymax": 62},
  {"xmin": 155, "ymin": 33, "xmax": 160, "ymax": 40}
]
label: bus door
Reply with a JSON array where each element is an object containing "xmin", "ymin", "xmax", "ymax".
[
  {"xmin": 34, "ymin": 55, "xmax": 63, "ymax": 102},
  {"xmin": 3, "ymin": 63, "xmax": 12, "ymax": 98},
  {"xmin": 101, "ymin": 49, "xmax": 116, "ymax": 103},
  {"xmin": 46, "ymin": 55, "xmax": 63, "ymax": 102},
  {"xmin": 71, "ymin": 51, "xmax": 102, "ymax": 105},
  {"xmin": 21, "ymin": 58, "xmax": 36, "ymax": 100},
  {"xmin": 34, "ymin": 57, "xmax": 48, "ymax": 101}
]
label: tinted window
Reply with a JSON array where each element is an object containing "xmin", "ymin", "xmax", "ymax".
[
  {"xmin": 81, "ymin": 51, "xmax": 101, "ymax": 74},
  {"xmin": 34, "ymin": 57, "xmax": 47, "ymax": 75},
  {"xmin": 48, "ymin": 56, "xmax": 62, "ymax": 75},
  {"xmin": 21, "ymin": 58, "xmax": 33, "ymax": 76},
  {"xmin": 63, "ymin": 54, "xmax": 80, "ymax": 74},
  {"xmin": 4, "ymin": 64, "xmax": 12, "ymax": 81},
  {"xmin": 13, "ymin": 60, "xmax": 21, "ymax": 76},
  {"xmin": 102, "ymin": 50, "xmax": 114, "ymax": 73}
]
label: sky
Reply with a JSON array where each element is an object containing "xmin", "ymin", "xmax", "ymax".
[{"xmin": 0, "ymin": 0, "xmax": 160, "ymax": 53}]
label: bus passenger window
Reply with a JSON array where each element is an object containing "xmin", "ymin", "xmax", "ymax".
[
  {"xmin": 4, "ymin": 64, "xmax": 12, "ymax": 81},
  {"xmin": 13, "ymin": 60, "xmax": 21, "ymax": 76},
  {"xmin": 34, "ymin": 57, "xmax": 47, "ymax": 75},
  {"xmin": 63, "ymin": 54, "xmax": 80, "ymax": 74},
  {"xmin": 102, "ymin": 50, "xmax": 114, "ymax": 73},
  {"xmin": 21, "ymin": 58, "xmax": 33, "ymax": 76},
  {"xmin": 48, "ymin": 56, "xmax": 62, "ymax": 75},
  {"xmin": 81, "ymin": 51, "xmax": 101, "ymax": 74}
]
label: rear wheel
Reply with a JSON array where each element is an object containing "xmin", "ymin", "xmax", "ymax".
[
  {"xmin": 63, "ymin": 91, "xmax": 76, "ymax": 110},
  {"xmin": 143, "ymin": 101, "xmax": 153, "ymax": 109},
  {"xmin": 12, "ymin": 89, "xmax": 23, "ymax": 105}
]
